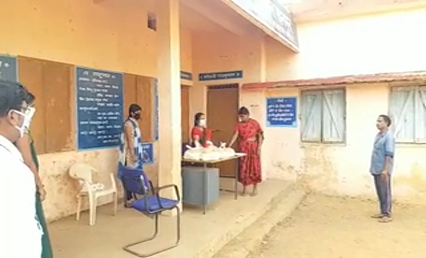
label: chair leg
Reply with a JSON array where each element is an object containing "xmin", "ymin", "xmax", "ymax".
[
  {"xmin": 175, "ymin": 206, "xmax": 181, "ymax": 245},
  {"xmin": 92, "ymin": 198, "xmax": 98, "ymax": 226},
  {"xmin": 76, "ymin": 196, "xmax": 82, "ymax": 221},
  {"xmin": 113, "ymin": 192, "xmax": 118, "ymax": 216},
  {"xmin": 88, "ymin": 193, "xmax": 96, "ymax": 226},
  {"xmin": 123, "ymin": 207, "xmax": 181, "ymax": 257}
]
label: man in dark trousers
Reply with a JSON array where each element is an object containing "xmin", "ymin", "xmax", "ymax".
[{"xmin": 370, "ymin": 114, "xmax": 395, "ymax": 223}]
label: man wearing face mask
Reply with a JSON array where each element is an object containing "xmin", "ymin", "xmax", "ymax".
[
  {"xmin": 0, "ymin": 80, "xmax": 42, "ymax": 257},
  {"xmin": 118, "ymin": 103, "xmax": 144, "ymax": 207},
  {"xmin": 15, "ymin": 92, "xmax": 54, "ymax": 257}
]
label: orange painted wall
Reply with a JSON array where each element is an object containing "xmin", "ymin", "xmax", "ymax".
[{"xmin": 0, "ymin": 0, "xmax": 193, "ymax": 221}]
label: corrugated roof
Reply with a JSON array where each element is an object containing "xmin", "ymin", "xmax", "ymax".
[{"xmin": 242, "ymin": 71, "xmax": 426, "ymax": 90}]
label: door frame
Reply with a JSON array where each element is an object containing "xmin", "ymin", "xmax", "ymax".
[{"xmin": 181, "ymin": 84, "xmax": 191, "ymax": 144}]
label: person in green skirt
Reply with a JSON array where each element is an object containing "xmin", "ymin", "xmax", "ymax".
[{"xmin": 15, "ymin": 92, "xmax": 53, "ymax": 258}]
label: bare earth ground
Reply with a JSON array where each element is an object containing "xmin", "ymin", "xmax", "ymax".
[{"xmin": 249, "ymin": 194, "xmax": 426, "ymax": 258}]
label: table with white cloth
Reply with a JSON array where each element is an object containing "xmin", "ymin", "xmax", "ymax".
[{"xmin": 181, "ymin": 153, "xmax": 246, "ymax": 214}]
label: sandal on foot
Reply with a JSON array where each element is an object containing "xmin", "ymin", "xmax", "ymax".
[
  {"xmin": 250, "ymin": 191, "xmax": 258, "ymax": 197},
  {"xmin": 378, "ymin": 216, "xmax": 393, "ymax": 223}
]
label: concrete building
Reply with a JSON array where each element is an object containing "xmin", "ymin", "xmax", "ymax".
[{"xmin": 1, "ymin": 0, "xmax": 425, "ymax": 222}]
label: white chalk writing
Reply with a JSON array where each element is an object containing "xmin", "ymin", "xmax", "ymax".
[
  {"xmin": 267, "ymin": 98, "xmax": 296, "ymax": 124},
  {"xmin": 77, "ymin": 68, "xmax": 123, "ymax": 148}
]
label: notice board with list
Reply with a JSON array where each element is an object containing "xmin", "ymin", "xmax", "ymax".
[
  {"xmin": 266, "ymin": 97, "xmax": 297, "ymax": 127},
  {"xmin": 76, "ymin": 67, "xmax": 124, "ymax": 150}
]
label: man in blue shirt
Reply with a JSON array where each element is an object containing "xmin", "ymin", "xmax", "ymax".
[{"xmin": 370, "ymin": 114, "xmax": 395, "ymax": 223}]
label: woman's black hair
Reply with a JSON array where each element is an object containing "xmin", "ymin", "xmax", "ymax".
[
  {"xmin": 128, "ymin": 103, "xmax": 141, "ymax": 117},
  {"xmin": 238, "ymin": 106, "xmax": 250, "ymax": 115},
  {"xmin": 192, "ymin": 112, "xmax": 206, "ymax": 147}
]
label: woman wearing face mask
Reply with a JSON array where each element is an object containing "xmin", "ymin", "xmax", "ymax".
[
  {"xmin": 119, "ymin": 103, "xmax": 144, "ymax": 208},
  {"xmin": 15, "ymin": 92, "xmax": 54, "ymax": 258},
  {"xmin": 191, "ymin": 112, "xmax": 212, "ymax": 148}
]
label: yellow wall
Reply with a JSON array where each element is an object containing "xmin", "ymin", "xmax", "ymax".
[
  {"xmin": 193, "ymin": 7, "xmax": 426, "ymax": 203},
  {"xmin": 267, "ymin": 8, "xmax": 426, "ymax": 80},
  {"xmin": 0, "ymin": 0, "xmax": 193, "ymax": 221},
  {"xmin": 3, "ymin": 0, "xmax": 426, "ymax": 221},
  {"xmin": 190, "ymin": 30, "xmax": 264, "ymax": 126}
]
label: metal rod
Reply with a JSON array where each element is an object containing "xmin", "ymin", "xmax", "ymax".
[
  {"xmin": 203, "ymin": 162, "xmax": 207, "ymax": 215},
  {"xmin": 234, "ymin": 161, "xmax": 238, "ymax": 200}
]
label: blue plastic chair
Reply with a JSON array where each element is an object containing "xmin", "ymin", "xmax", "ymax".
[{"xmin": 119, "ymin": 165, "xmax": 181, "ymax": 257}]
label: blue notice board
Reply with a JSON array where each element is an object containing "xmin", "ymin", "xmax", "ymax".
[
  {"xmin": 142, "ymin": 142, "xmax": 154, "ymax": 165},
  {"xmin": 266, "ymin": 97, "xmax": 297, "ymax": 127},
  {"xmin": 76, "ymin": 67, "xmax": 124, "ymax": 150},
  {"xmin": 0, "ymin": 55, "xmax": 18, "ymax": 82},
  {"xmin": 199, "ymin": 70, "xmax": 243, "ymax": 81}
]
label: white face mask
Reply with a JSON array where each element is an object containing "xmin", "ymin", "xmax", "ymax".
[
  {"xmin": 11, "ymin": 108, "xmax": 34, "ymax": 138},
  {"xmin": 199, "ymin": 119, "xmax": 206, "ymax": 127}
]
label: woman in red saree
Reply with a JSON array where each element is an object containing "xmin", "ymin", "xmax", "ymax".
[
  {"xmin": 191, "ymin": 112, "xmax": 213, "ymax": 148},
  {"xmin": 229, "ymin": 107, "xmax": 264, "ymax": 196}
]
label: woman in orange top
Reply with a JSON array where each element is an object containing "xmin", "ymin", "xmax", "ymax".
[{"xmin": 191, "ymin": 112, "xmax": 213, "ymax": 148}]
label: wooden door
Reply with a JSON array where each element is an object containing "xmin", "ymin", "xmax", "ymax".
[
  {"xmin": 181, "ymin": 85, "xmax": 190, "ymax": 144},
  {"xmin": 207, "ymin": 84, "xmax": 239, "ymax": 177}
]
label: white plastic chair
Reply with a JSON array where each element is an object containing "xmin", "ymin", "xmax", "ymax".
[{"xmin": 69, "ymin": 163, "xmax": 118, "ymax": 226}]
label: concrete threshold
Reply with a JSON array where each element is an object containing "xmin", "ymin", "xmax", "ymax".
[
  {"xmin": 189, "ymin": 181, "xmax": 300, "ymax": 258},
  {"xmin": 212, "ymin": 185, "xmax": 307, "ymax": 258},
  {"xmin": 49, "ymin": 180, "xmax": 303, "ymax": 258}
]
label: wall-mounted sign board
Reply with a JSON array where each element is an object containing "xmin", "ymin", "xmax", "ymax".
[
  {"xmin": 226, "ymin": 0, "xmax": 299, "ymax": 52},
  {"xmin": 142, "ymin": 142, "xmax": 154, "ymax": 165},
  {"xmin": 181, "ymin": 71, "xmax": 193, "ymax": 81},
  {"xmin": 199, "ymin": 70, "xmax": 243, "ymax": 81},
  {"xmin": 76, "ymin": 67, "xmax": 124, "ymax": 150},
  {"xmin": 266, "ymin": 97, "xmax": 297, "ymax": 127}
]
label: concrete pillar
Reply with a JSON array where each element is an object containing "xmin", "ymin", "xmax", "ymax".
[
  {"xmin": 260, "ymin": 36, "xmax": 267, "ymax": 83},
  {"xmin": 157, "ymin": 0, "xmax": 182, "ymax": 211}
]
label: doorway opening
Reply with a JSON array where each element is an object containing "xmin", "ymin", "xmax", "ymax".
[{"xmin": 207, "ymin": 84, "xmax": 239, "ymax": 178}]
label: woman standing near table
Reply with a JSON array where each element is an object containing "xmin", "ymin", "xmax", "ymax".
[
  {"xmin": 191, "ymin": 112, "xmax": 213, "ymax": 148},
  {"xmin": 229, "ymin": 106, "xmax": 264, "ymax": 197}
]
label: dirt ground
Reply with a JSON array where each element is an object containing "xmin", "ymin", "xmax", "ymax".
[{"xmin": 250, "ymin": 194, "xmax": 426, "ymax": 258}]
